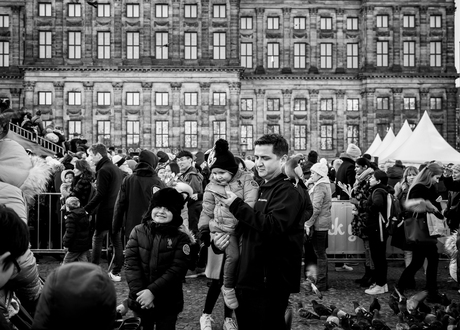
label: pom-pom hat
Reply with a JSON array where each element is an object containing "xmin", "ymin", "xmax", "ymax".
[{"xmin": 207, "ymin": 139, "xmax": 238, "ymax": 175}]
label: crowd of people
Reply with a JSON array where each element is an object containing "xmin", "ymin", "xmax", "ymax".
[{"xmin": 2, "ymin": 103, "xmax": 460, "ymax": 329}]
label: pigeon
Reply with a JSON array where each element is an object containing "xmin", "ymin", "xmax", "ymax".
[
  {"xmin": 297, "ymin": 301, "xmax": 320, "ymax": 319},
  {"xmin": 283, "ymin": 155, "xmax": 303, "ymax": 187},
  {"xmin": 407, "ymin": 291, "xmax": 429, "ymax": 314},
  {"xmin": 353, "ymin": 300, "xmax": 372, "ymax": 319},
  {"xmin": 389, "ymin": 295, "xmax": 401, "ymax": 315},
  {"xmin": 396, "ymin": 313, "xmax": 410, "ymax": 330},
  {"xmin": 417, "ymin": 301, "xmax": 431, "ymax": 314},
  {"xmin": 311, "ymin": 282, "xmax": 323, "ymax": 300},
  {"xmin": 370, "ymin": 298, "xmax": 381, "ymax": 313},
  {"xmin": 372, "ymin": 309, "xmax": 391, "ymax": 329},
  {"xmin": 312, "ymin": 300, "xmax": 332, "ymax": 316}
]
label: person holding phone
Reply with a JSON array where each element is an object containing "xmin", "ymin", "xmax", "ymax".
[{"xmin": 198, "ymin": 139, "xmax": 259, "ymax": 316}]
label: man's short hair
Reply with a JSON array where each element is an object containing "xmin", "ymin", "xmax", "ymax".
[
  {"xmin": 0, "ymin": 206, "xmax": 29, "ymax": 258},
  {"xmin": 90, "ymin": 143, "xmax": 107, "ymax": 157},
  {"xmin": 254, "ymin": 134, "xmax": 288, "ymax": 158}
]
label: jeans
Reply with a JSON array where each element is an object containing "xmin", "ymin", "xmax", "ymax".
[
  {"xmin": 91, "ymin": 229, "xmax": 123, "ymax": 274},
  {"xmin": 235, "ymin": 288, "xmax": 290, "ymax": 330},
  {"xmin": 398, "ymin": 243, "xmax": 439, "ymax": 294},
  {"xmin": 111, "ymin": 230, "xmax": 124, "ymax": 274},
  {"xmin": 203, "ymin": 279, "xmax": 233, "ymax": 318},
  {"xmin": 63, "ymin": 250, "xmax": 89, "ymax": 264},
  {"xmin": 223, "ymin": 235, "xmax": 239, "ymax": 289},
  {"xmin": 363, "ymin": 239, "xmax": 374, "ymax": 269},
  {"xmin": 311, "ymin": 230, "xmax": 328, "ymax": 290},
  {"xmin": 91, "ymin": 229, "xmax": 108, "ymax": 265}
]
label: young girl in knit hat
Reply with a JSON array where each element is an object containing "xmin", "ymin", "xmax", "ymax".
[{"xmin": 198, "ymin": 139, "xmax": 259, "ymax": 312}]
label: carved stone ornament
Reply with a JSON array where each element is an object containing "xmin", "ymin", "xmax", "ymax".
[
  {"xmin": 38, "ymin": 107, "xmax": 53, "ymax": 115},
  {"xmin": 293, "ymin": 32, "xmax": 307, "ymax": 39},
  {"xmin": 23, "ymin": 81, "xmax": 36, "ymax": 91},
  {"xmin": 392, "ymin": 88, "xmax": 403, "ymax": 94},
  {"xmin": 126, "ymin": 21, "xmax": 140, "ymax": 27},
  {"xmin": 66, "ymin": 20, "xmax": 83, "ymax": 27},
  {"xmin": 53, "ymin": 82, "xmax": 65, "ymax": 90},
  {"xmin": 403, "ymin": 112, "xmax": 417, "ymax": 119},
  {"xmin": 240, "ymin": 114, "xmax": 254, "ymax": 120},
  {"xmin": 376, "ymin": 112, "xmax": 391, "ymax": 119},
  {"xmin": 282, "ymin": 89, "xmax": 292, "ymax": 95},
  {"xmin": 11, "ymin": 6, "xmax": 22, "ymax": 13},
  {"xmin": 0, "ymin": 30, "xmax": 11, "ymax": 37},
  {"xmin": 430, "ymin": 30, "xmax": 444, "ymax": 37},
  {"xmin": 256, "ymin": 8, "xmax": 264, "ymax": 15},
  {"xmin": 240, "ymin": 33, "xmax": 253, "ymax": 38},
  {"xmin": 337, "ymin": 9, "xmax": 344, "ymax": 16},
  {"xmin": 255, "ymin": 89, "xmax": 265, "ymax": 96},
  {"xmin": 420, "ymin": 6, "xmax": 428, "ymax": 14},
  {"xmin": 96, "ymin": 108, "xmax": 112, "ymax": 115},
  {"xmin": 171, "ymin": 82, "xmax": 182, "ymax": 90},
  {"xmin": 212, "ymin": 22, "xmax": 227, "ymax": 28},
  {"xmin": 365, "ymin": 88, "xmax": 375, "ymax": 95},
  {"xmin": 154, "ymin": 21, "xmax": 169, "ymax": 27},
  {"xmin": 294, "ymin": 114, "xmax": 307, "ymax": 120},
  {"xmin": 447, "ymin": 88, "xmax": 458, "ymax": 95},
  {"xmin": 267, "ymin": 114, "xmax": 280, "ymax": 121},
  {"xmin": 184, "ymin": 21, "xmax": 199, "ymax": 28},
  {"xmin": 230, "ymin": 82, "xmax": 241, "ymax": 91},
  {"xmin": 126, "ymin": 108, "xmax": 140, "ymax": 115},
  {"xmin": 420, "ymin": 88, "xmax": 429, "ymax": 96},
  {"xmin": 200, "ymin": 82, "xmax": 211, "ymax": 91},
  {"xmin": 36, "ymin": 19, "xmax": 53, "ymax": 27},
  {"xmin": 10, "ymin": 88, "xmax": 21, "ymax": 96},
  {"xmin": 210, "ymin": 107, "xmax": 226, "ymax": 115},
  {"xmin": 309, "ymin": 8, "xmax": 318, "ymax": 15},
  {"xmin": 346, "ymin": 32, "xmax": 359, "ymax": 39},
  {"xmin": 141, "ymin": 82, "xmax": 152, "ymax": 90},
  {"xmin": 376, "ymin": 31, "xmax": 390, "ymax": 37},
  {"xmin": 283, "ymin": 8, "xmax": 291, "ymax": 16},
  {"xmin": 96, "ymin": 19, "xmax": 111, "ymax": 26},
  {"xmin": 310, "ymin": 89, "xmax": 319, "ymax": 95},
  {"xmin": 402, "ymin": 30, "xmax": 417, "ymax": 37},
  {"xmin": 83, "ymin": 81, "xmax": 94, "ymax": 90},
  {"xmin": 336, "ymin": 90, "xmax": 345, "ymax": 97},
  {"xmin": 347, "ymin": 114, "xmax": 360, "ymax": 120},
  {"xmin": 319, "ymin": 31, "xmax": 334, "ymax": 39},
  {"xmin": 67, "ymin": 107, "xmax": 82, "ymax": 116},
  {"xmin": 319, "ymin": 114, "xmax": 335, "ymax": 120},
  {"xmin": 184, "ymin": 107, "xmax": 198, "ymax": 115},
  {"xmin": 446, "ymin": 6, "xmax": 455, "ymax": 15},
  {"xmin": 155, "ymin": 107, "xmax": 169, "ymax": 115},
  {"xmin": 112, "ymin": 82, "xmax": 123, "ymax": 90},
  {"xmin": 266, "ymin": 33, "xmax": 282, "ymax": 39}
]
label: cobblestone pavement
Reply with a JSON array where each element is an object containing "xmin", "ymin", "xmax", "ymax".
[{"xmin": 36, "ymin": 255, "xmax": 458, "ymax": 330}]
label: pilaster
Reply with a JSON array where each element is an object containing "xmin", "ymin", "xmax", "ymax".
[
  {"xmin": 53, "ymin": 82, "xmax": 65, "ymax": 128},
  {"xmin": 23, "ymin": 81, "xmax": 35, "ymax": 111},
  {"xmin": 255, "ymin": 88, "xmax": 265, "ymax": 134},
  {"xmin": 200, "ymin": 82, "xmax": 211, "ymax": 147},
  {"xmin": 112, "ymin": 82, "xmax": 123, "ymax": 147},
  {"xmin": 171, "ymin": 82, "xmax": 182, "ymax": 147},
  {"xmin": 282, "ymin": 89, "xmax": 292, "ymax": 141},
  {"xmin": 83, "ymin": 82, "xmax": 94, "ymax": 142},
  {"xmin": 229, "ymin": 82, "xmax": 240, "ymax": 150},
  {"xmin": 336, "ymin": 90, "xmax": 345, "ymax": 152},
  {"xmin": 141, "ymin": 82, "xmax": 153, "ymax": 148},
  {"xmin": 309, "ymin": 89, "xmax": 319, "ymax": 150},
  {"xmin": 446, "ymin": 88, "xmax": 457, "ymax": 146}
]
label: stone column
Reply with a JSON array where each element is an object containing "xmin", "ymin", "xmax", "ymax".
[
  {"xmin": 171, "ymin": 0, "xmax": 181, "ymax": 64},
  {"xmin": 282, "ymin": 8, "xmax": 291, "ymax": 71},
  {"xmin": 112, "ymin": 82, "xmax": 123, "ymax": 147},
  {"xmin": 141, "ymin": 0, "xmax": 152, "ymax": 64},
  {"xmin": 308, "ymin": 9, "xmax": 318, "ymax": 70},
  {"xmin": 54, "ymin": 0, "xmax": 64, "ymax": 63},
  {"xmin": 336, "ymin": 9, "xmax": 345, "ymax": 70},
  {"xmin": 113, "ymin": 0, "xmax": 122, "ymax": 63},
  {"xmin": 229, "ymin": 82, "xmax": 241, "ymax": 152},
  {"xmin": 200, "ymin": 82, "xmax": 211, "ymax": 148},
  {"xmin": 229, "ymin": 0, "xmax": 240, "ymax": 65},
  {"xmin": 10, "ymin": 88, "xmax": 22, "ymax": 114},
  {"xmin": 171, "ymin": 82, "xmax": 182, "ymax": 148},
  {"xmin": 281, "ymin": 89, "xmax": 292, "ymax": 141},
  {"xmin": 363, "ymin": 6, "xmax": 375, "ymax": 70},
  {"xmin": 53, "ymin": 82, "xmax": 64, "ymax": 128},
  {"xmin": 392, "ymin": 88, "xmax": 403, "ymax": 129},
  {"xmin": 446, "ymin": 88, "xmax": 457, "ymax": 147},
  {"xmin": 255, "ymin": 89, "xmax": 265, "ymax": 135},
  {"xmin": 392, "ymin": 6, "xmax": 401, "ymax": 70},
  {"xmin": 141, "ymin": 82, "xmax": 153, "ymax": 148},
  {"xmin": 420, "ymin": 88, "xmax": 429, "ymax": 116},
  {"xmin": 309, "ymin": 89, "xmax": 319, "ymax": 150},
  {"xmin": 419, "ymin": 6, "xmax": 428, "ymax": 70},
  {"xmin": 255, "ymin": 8, "xmax": 265, "ymax": 72},
  {"xmin": 200, "ymin": 0, "xmax": 210, "ymax": 63},
  {"xmin": 83, "ymin": 82, "xmax": 94, "ymax": 142},
  {"xmin": 11, "ymin": 6, "xmax": 22, "ymax": 66},
  {"xmin": 335, "ymin": 90, "xmax": 345, "ymax": 152},
  {"xmin": 23, "ymin": 81, "xmax": 35, "ymax": 112},
  {"xmin": 445, "ymin": 6, "xmax": 456, "ymax": 72},
  {"xmin": 363, "ymin": 89, "xmax": 375, "ymax": 148}
]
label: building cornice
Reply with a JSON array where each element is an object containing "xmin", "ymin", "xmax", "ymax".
[
  {"xmin": 241, "ymin": 73, "xmax": 459, "ymax": 80},
  {"xmin": 20, "ymin": 66, "xmax": 245, "ymax": 74}
]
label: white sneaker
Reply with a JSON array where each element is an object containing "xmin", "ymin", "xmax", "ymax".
[
  {"xmin": 365, "ymin": 284, "xmax": 386, "ymax": 295},
  {"xmin": 383, "ymin": 283, "xmax": 388, "ymax": 293},
  {"xmin": 221, "ymin": 287, "xmax": 239, "ymax": 309},
  {"xmin": 335, "ymin": 264, "xmax": 353, "ymax": 272},
  {"xmin": 223, "ymin": 317, "xmax": 238, "ymax": 330},
  {"xmin": 108, "ymin": 271, "xmax": 121, "ymax": 282},
  {"xmin": 200, "ymin": 313, "xmax": 213, "ymax": 330}
]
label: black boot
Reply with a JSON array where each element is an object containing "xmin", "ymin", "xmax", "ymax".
[
  {"xmin": 361, "ymin": 268, "xmax": 376, "ymax": 287},
  {"xmin": 354, "ymin": 266, "xmax": 371, "ymax": 285}
]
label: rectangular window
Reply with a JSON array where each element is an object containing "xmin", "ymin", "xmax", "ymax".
[
  {"xmin": 241, "ymin": 125, "xmax": 254, "ymax": 151},
  {"xmin": 294, "ymin": 125, "xmax": 307, "ymax": 150},
  {"xmin": 294, "ymin": 98, "xmax": 307, "ymax": 111},
  {"xmin": 213, "ymin": 121, "xmax": 226, "ymax": 142},
  {"xmin": 0, "ymin": 15, "xmax": 9, "ymax": 28},
  {"xmin": 155, "ymin": 121, "xmax": 169, "ymax": 147},
  {"xmin": 184, "ymin": 92, "xmax": 198, "ymax": 106},
  {"xmin": 320, "ymin": 125, "xmax": 333, "ymax": 150},
  {"xmin": 347, "ymin": 43, "xmax": 358, "ymax": 69},
  {"xmin": 404, "ymin": 97, "xmax": 416, "ymax": 110},
  {"xmin": 403, "ymin": 15, "xmax": 415, "ymax": 28},
  {"xmin": 68, "ymin": 120, "xmax": 82, "ymax": 137},
  {"xmin": 38, "ymin": 91, "xmax": 52, "ymax": 105},
  {"xmin": 376, "ymin": 15, "xmax": 388, "ymax": 28},
  {"xmin": 267, "ymin": 124, "xmax": 280, "ymax": 134},
  {"xmin": 97, "ymin": 92, "xmax": 111, "ymax": 105},
  {"xmin": 184, "ymin": 4, "xmax": 197, "ymax": 18},
  {"xmin": 430, "ymin": 15, "xmax": 441, "ymax": 28},
  {"xmin": 155, "ymin": 92, "xmax": 169, "ymax": 106},
  {"xmin": 185, "ymin": 32, "xmax": 197, "ymax": 60},
  {"xmin": 126, "ymin": 4, "xmax": 140, "ymax": 18},
  {"xmin": 320, "ymin": 17, "xmax": 332, "ymax": 30},
  {"xmin": 97, "ymin": 4, "xmax": 110, "ymax": 17},
  {"xmin": 213, "ymin": 92, "xmax": 226, "ymax": 106},
  {"xmin": 240, "ymin": 42, "xmax": 253, "ymax": 68},
  {"xmin": 320, "ymin": 43, "xmax": 332, "ymax": 69},
  {"xmin": 38, "ymin": 3, "xmax": 52, "ymax": 17},
  {"xmin": 267, "ymin": 17, "xmax": 279, "ymax": 30},
  {"xmin": 127, "ymin": 32, "xmax": 140, "ymax": 59},
  {"xmin": 434, "ymin": 123, "xmax": 443, "ymax": 135},
  {"xmin": 0, "ymin": 42, "xmax": 9, "ymax": 67},
  {"xmin": 127, "ymin": 120, "xmax": 140, "ymax": 148},
  {"xmin": 213, "ymin": 4, "xmax": 226, "ymax": 18},
  {"xmin": 68, "ymin": 4, "xmax": 81, "ymax": 17},
  {"xmin": 68, "ymin": 31, "xmax": 81, "ymax": 59},
  {"xmin": 320, "ymin": 98, "xmax": 333, "ymax": 111},
  {"xmin": 213, "ymin": 33, "xmax": 226, "ymax": 60},
  {"xmin": 267, "ymin": 43, "xmax": 279, "ymax": 69},
  {"xmin": 430, "ymin": 97, "xmax": 442, "ymax": 110},
  {"xmin": 155, "ymin": 32, "xmax": 169, "ymax": 59},
  {"xmin": 293, "ymin": 43, "xmax": 307, "ymax": 69},
  {"xmin": 376, "ymin": 97, "xmax": 389, "ymax": 110},
  {"xmin": 347, "ymin": 125, "xmax": 359, "ymax": 146},
  {"xmin": 240, "ymin": 17, "xmax": 253, "ymax": 30},
  {"xmin": 97, "ymin": 121, "xmax": 111, "ymax": 145},
  {"xmin": 376, "ymin": 41, "xmax": 388, "ymax": 67},
  {"xmin": 126, "ymin": 92, "xmax": 140, "ymax": 106},
  {"xmin": 68, "ymin": 91, "xmax": 81, "ymax": 105},
  {"xmin": 403, "ymin": 41, "xmax": 415, "ymax": 67},
  {"xmin": 155, "ymin": 4, "xmax": 168, "ymax": 18},
  {"xmin": 241, "ymin": 98, "xmax": 253, "ymax": 111},
  {"xmin": 347, "ymin": 17, "xmax": 358, "ymax": 30},
  {"xmin": 39, "ymin": 31, "xmax": 52, "ymax": 59},
  {"xmin": 184, "ymin": 121, "xmax": 198, "ymax": 148},
  {"xmin": 430, "ymin": 41, "xmax": 441, "ymax": 67},
  {"xmin": 347, "ymin": 98, "xmax": 359, "ymax": 111},
  {"xmin": 267, "ymin": 98, "xmax": 280, "ymax": 111},
  {"xmin": 97, "ymin": 32, "xmax": 111, "ymax": 59},
  {"xmin": 294, "ymin": 17, "xmax": 306, "ymax": 30}
]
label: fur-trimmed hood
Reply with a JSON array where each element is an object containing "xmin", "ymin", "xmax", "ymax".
[{"xmin": 445, "ymin": 231, "xmax": 458, "ymax": 258}]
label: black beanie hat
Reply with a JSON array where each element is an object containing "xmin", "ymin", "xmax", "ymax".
[
  {"xmin": 373, "ymin": 169, "xmax": 388, "ymax": 185},
  {"xmin": 138, "ymin": 150, "xmax": 158, "ymax": 169},
  {"xmin": 157, "ymin": 151, "xmax": 169, "ymax": 164},
  {"xmin": 147, "ymin": 188, "xmax": 186, "ymax": 227},
  {"xmin": 208, "ymin": 139, "xmax": 238, "ymax": 175}
]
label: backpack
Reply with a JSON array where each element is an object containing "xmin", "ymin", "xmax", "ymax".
[{"xmin": 372, "ymin": 188, "xmax": 402, "ymax": 236}]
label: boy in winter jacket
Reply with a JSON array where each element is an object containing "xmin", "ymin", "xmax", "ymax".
[
  {"xmin": 198, "ymin": 139, "xmax": 259, "ymax": 310},
  {"xmin": 62, "ymin": 197, "xmax": 91, "ymax": 264},
  {"xmin": 124, "ymin": 188, "xmax": 192, "ymax": 329}
]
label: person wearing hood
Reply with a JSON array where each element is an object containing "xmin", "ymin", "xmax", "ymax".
[
  {"xmin": 386, "ymin": 160, "xmax": 405, "ymax": 187},
  {"xmin": 363, "ymin": 170, "xmax": 393, "ymax": 295},
  {"xmin": 111, "ymin": 150, "xmax": 166, "ymax": 281},
  {"xmin": 124, "ymin": 187, "xmax": 192, "ymax": 329},
  {"xmin": 303, "ymin": 162, "xmax": 332, "ymax": 291}
]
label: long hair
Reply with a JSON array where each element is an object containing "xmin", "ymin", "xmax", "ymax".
[
  {"xmin": 408, "ymin": 163, "xmax": 442, "ymax": 196},
  {"xmin": 75, "ymin": 159, "xmax": 94, "ymax": 178},
  {"xmin": 402, "ymin": 166, "xmax": 419, "ymax": 184}
]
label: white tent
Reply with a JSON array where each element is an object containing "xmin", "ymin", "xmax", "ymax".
[
  {"xmin": 384, "ymin": 111, "xmax": 460, "ymax": 164},
  {"xmin": 372, "ymin": 127, "xmax": 395, "ymax": 158},
  {"xmin": 378, "ymin": 120, "xmax": 413, "ymax": 162},
  {"xmin": 365, "ymin": 133, "xmax": 382, "ymax": 156}
]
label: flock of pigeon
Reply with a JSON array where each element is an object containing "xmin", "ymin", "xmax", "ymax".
[{"xmin": 297, "ymin": 289, "xmax": 459, "ymax": 330}]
